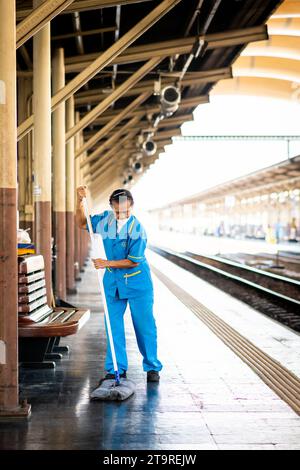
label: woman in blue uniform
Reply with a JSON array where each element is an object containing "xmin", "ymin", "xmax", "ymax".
[{"xmin": 76, "ymin": 186, "xmax": 162, "ymax": 382}]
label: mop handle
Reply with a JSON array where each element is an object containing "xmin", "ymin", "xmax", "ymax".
[{"xmin": 81, "ymin": 198, "xmax": 120, "ymax": 384}]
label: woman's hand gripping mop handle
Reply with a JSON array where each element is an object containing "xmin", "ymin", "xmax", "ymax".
[{"xmin": 82, "ymin": 198, "xmax": 120, "ymax": 386}]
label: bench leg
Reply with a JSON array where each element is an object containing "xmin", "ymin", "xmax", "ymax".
[
  {"xmin": 53, "ymin": 337, "xmax": 69, "ymax": 354},
  {"xmin": 44, "ymin": 353, "xmax": 62, "ymax": 360},
  {"xmin": 20, "ymin": 361, "xmax": 56, "ymax": 369},
  {"xmin": 45, "ymin": 337, "xmax": 62, "ymax": 360},
  {"xmin": 19, "ymin": 337, "xmax": 56, "ymax": 369}
]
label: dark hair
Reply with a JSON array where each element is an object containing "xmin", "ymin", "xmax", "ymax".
[{"xmin": 109, "ymin": 189, "xmax": 134, "ymax": 206}]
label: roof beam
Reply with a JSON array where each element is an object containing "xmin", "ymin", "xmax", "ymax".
[
  {"xmin": 75, "ymin": 67, "xmax": 232, "ymax": 106},
  {"xmin": 83, "ymin": 113, "xmax": 191, "ymax": 166},
  {"xmin": 87, "ymin": 113, "xmax": 193, "ymax": 141},
  {"xmin": 67, "ymin": 57, "xmax": 162, "ymax": 141},
  {"xmin": 16, "ymin": 0, "xmax": 75, "ymax": 49},
  {"xmin": 77, "ymin": 95, "xmax": 200, "ymax": 158},
  {"xmin": 123, "ymin": 139, "xmax": 173, "ymax": 151},
  {"xmin": 89, "ymin": 178, "xmax": 118, "ymax": 198},
  {"xmin": 17, "ymin": 0, "xmax": 183, "ymax": 141},
  {"xmin": 65, "ymin": 37, "xmax": 197, "ymax": 72},
  {"xmin": 88, "ymin": 131, "xmax": 140, "ymax": 179},
  {"xmin": 16, "ymin": 0, "xmax": 153, "ymax": 21},
  {"xmin": 84, "ymin": 117, "xmax": 144, "ymax": 172},
  {"xmin": 90, "ymin": 172, "xmax": 120, "ymax": 194},
  {"xmin": 92, "ymin": 155, "xmax": 134, "ymax": 185},
  {"xmin": 149, "ymin": 128, "xmax": 182, "ymax": 140},
  {"xmin": 16, "ymin": 25, "xmax": 267, "ymax": 77},
  {"xmin": 65, "ymin": 25, "xmax": 268, "ymax": 73},
  {"xmin": 83, "ymin": 114, "xmax": 143, "ymax": 168},
  {"xmin": 90, "ymin": 143, "xmax": 167, "ymax": 189},
  {"xmin": 85, "ymin": 113, "xmax": 193, "ymax": 142},
  {"xmin": 91, "ymin": 162, "xmax": 130, "ymax": 187},
  {"xmin": 89, "ymin": 127, "xmax": 181, "ymax": 178},
  {"xmin": 91, "ymin": 95, "xmax": 209, "ymax": 125},
  {"xmin": 155, "ymin": 113, "xmax": 194, "ymax": 127},
  {"xmin": 76, "ymin": 92, "xmax": 151, "ymax": 158},
  {"xmin": 52, "ymin": 26, "xmax": 117, "ymax": 41},
  {"xmin": 89, "ymin": 151, "xmax": 131, "ymax": 182}
]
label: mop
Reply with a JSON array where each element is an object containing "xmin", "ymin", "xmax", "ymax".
[{"xmin": 82, "ymin": 197, "xmax": 135, "ymax": 401}]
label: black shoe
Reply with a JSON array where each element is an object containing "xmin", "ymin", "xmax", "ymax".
[
  {"xmin": 147, "ymin": 370, "xmax": 160, "ymax": 382},
  {"xmin": 97, "ymin": 371, "xmax": 126, "ymax": 387}
]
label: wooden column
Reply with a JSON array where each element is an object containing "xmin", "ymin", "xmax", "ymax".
[
  {"xmin": 18, "ymin": 77, "xmax": 34, "ymax": 237},
  {"xmin": 79, "ymin": 130, "xmax": 86, "ymax": 270},
  {"xmin": 0, "ymin": 0, "xmax": 30, "ymax": 417},
  {"xmin": 74, "ymin": 112, "xmax": 81, "ymax": 280},
  {"xmin": 79, "ymin": 131, "xmax": 85, "ymax": 272},
  {"xmin": 33, "ymin": 0, "xmax": 52, "ymax": 306},
  {"xmin": 66, "ymin": 96, "xmax": 76, "ymax": 293},
  {"xmin": 52, "ymin": 48, "xmax": 66, "ymax": 300}
]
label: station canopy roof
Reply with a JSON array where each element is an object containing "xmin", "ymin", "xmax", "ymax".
[
  {"xmin": 150, "ymin": 155, "xmax": 300, "ymax": 210},
  {"xmin": 16, "ymin": 0, "xmax": 284, "ymax": 200}
]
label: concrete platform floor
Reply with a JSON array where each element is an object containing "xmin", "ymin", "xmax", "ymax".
[{"xmin": 1, "ymin": 253, "xmax": 300, "ymax": 450}]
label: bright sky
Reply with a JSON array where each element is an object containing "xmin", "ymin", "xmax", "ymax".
[{"xmin": 131, "ymin": 95, "xmax": 300, "ymax": 214}]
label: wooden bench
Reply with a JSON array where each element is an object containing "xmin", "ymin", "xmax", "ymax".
[{"xmin": 18, "ymin": 254, "xmax": 90, "ymax": 369}]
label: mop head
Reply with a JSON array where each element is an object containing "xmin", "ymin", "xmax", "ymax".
[{"xmin": 90, "ymin": 378, "xmax": 136, "ymax": 401}]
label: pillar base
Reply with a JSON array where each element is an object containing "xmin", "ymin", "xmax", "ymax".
[{"xmin": 0, "ymin": 401, "xmax": 31, "ymax": 420}]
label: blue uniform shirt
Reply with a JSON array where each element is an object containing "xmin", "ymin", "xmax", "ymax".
[{"xmin": 86, "ymin": 210, "xmax": 154, "ymax": 299}]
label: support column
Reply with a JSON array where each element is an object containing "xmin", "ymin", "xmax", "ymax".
[
  {"xmin": 74, "ymin": 112, "xmax": 81, "ymax": 281},
  {"xmin": 66, "ymin": 96, "xmax": 76, "ymax": 294},
  {"xmin": 80, "ymin": 132, "xmax": 89, "ymax": 269},
  {"xmin": 52, "ymin": 48, "xmax": 66, "ymax": 300},
  {"xmin": 33, "ymin": 0, "xmax": 52, "ymax": 306},
  {"xmin": 18, "ymin": 77, "xmax": 34, "ymax": 236},
  {"xmin": 0, "ymin": 0, "xmax": 30, "ymax": 417}
]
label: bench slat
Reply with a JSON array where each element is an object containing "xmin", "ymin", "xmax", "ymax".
[
  {"xmin": 18, "ymin": 287, "xmax": 47, "ymax": 304},
  {"xmin": 18, "ymin": 304, "xmax": 53, "ymax": 323},
  {"xmin": 18, "ymin": 255, "xmax": 44, "ymax": 274},
  {"xmin": 18, "ymin": 271, "xmax": 45, "ymax": 284},
  {"xmin": 18, "ymin": 295, "xmax": 48, "ymax": 313},
  {"xmin": 19, "ymin": 308, "xmax": 75, "ymax": 325},
  {"xmin": 18, "ymin": 279, "xmax": 46, "ymax": 293},
  {"xmin": 38, "ymin": 309, "xmax": 76, "ymax": 325},
  {"xmin": 19, "ymin": 308, "xmax": 90, "ymax": 337}
]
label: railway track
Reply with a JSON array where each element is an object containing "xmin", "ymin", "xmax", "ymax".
[
  {"xmin": 221, "ymin": 251, "xmax": 300, "ymax": 279},
  {"xmin": 149, "ymin": 245, "xmax": 300, "ymax": 332}
]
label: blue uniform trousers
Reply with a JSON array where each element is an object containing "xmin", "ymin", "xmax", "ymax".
[{"xmin": 104, "ymin": 290, "xmax": 163, "ymax": 374}]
